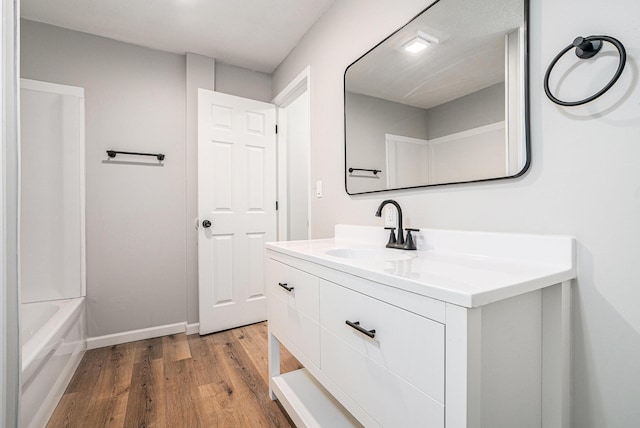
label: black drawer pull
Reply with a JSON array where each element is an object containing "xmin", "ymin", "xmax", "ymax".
[
  {"xmin": 345, "ymin": 320, "xmax": 376, "ymax": 338},
  {"xmin": 278, "ymin": 282, "xmax": 294, "ymax": 292}
]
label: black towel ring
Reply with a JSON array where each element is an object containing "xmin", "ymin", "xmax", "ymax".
[{"xmin": 544, "ymin": 35, "xmax": 626, "ymax": 106}]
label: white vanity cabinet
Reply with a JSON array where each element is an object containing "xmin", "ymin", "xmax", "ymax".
[{"xmin": 266, "ymin": 226, "xmax": 575, "ymax": 428}]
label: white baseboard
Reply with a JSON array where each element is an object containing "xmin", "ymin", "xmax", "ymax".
[
  {"xmin": 87, "ymin": 322, "xmax": 186, "ymax": 350},
  {"xmin": 185, "ymin": 322, "xmax": 200, "ymax": 335}
]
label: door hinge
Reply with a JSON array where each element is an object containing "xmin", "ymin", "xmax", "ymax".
[
  {"xmin": 275, "ymin": 124, "xmax": 278, "ymax": 134},
  {"xmin": 275, "ymin": 201, "xmax": 279, "ymax": 211}
]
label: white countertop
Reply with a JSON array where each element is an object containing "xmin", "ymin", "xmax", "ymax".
[{"xmin": 265, "ymin": 225, "xmax": 576, "ymax": 308}]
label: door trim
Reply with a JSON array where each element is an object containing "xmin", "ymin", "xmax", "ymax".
[{"xmin": 272, "ymin": 66, "xmax": 312, "ymax": 241}]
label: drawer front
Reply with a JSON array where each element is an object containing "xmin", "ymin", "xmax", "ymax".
[
  {"xmin": 319, "ymin": 279, "xmax": 445, "ymax": 403},
  {"xmin": 267, "ymin": 258, "xmax": 320, "ymax": 366},
  {"xmin": 269, "ymin": 292, "xmax": 320, "ymax": 366},
  {"xmin": 321, "ymin": 328, "xmax": 444, "ymax": 428},
  {"xmin": 267, "ymin": 258, "xmax": 319, "ymax": 322}
]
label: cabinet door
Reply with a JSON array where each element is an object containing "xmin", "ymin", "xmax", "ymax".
[{"xmin": 266, "ymin": 258, "xmax": 320, "ymax": 366}]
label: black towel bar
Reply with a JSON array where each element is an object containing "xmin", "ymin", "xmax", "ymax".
[
  {"xmin": 349, "ymin": 168, "xmax": 381, "ymax": 175},
  {"xmin": 107, "ymin": 150, "xmax": 165, "ymax": 161}
]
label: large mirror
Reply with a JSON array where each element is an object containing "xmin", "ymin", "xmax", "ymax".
[{"xmin": 344, "ymin": 0, "xmax": 529, "ymax": 194}]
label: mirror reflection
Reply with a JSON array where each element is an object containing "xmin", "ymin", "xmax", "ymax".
[{"xmin": 345, "ymin": 0, "xmax": 528, "ymax": 194}]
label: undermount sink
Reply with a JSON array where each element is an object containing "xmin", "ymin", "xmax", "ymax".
[{"xmin": 325, "ymin": 248, "xmax": 415, "ymax": 262}]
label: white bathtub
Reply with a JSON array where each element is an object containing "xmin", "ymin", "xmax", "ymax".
[{"xmin": 21, "ymin": 297, "xmax": 86, "ymax": 428}]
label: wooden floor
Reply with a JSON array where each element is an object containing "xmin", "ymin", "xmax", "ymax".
[{"xmin": 46, "ymin": 322, "xmax": 302, "ymax": 428}]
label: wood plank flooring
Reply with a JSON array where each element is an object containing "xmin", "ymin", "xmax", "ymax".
[{"xmin": 46, "ymin": 322, "xmax": 302, "ymax": 428}]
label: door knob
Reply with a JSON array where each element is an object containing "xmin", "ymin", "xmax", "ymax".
[{"xmin": 202, "ymin": 220, "xmax": 212, "ymax": 228}]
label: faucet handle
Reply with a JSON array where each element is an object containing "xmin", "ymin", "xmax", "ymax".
[
  {"xmin": 404, "ymin": 228, "xmax": 420, "ymax": 251},
  {"xmin": 384, "ymin": 227, "xmax": 397, "ymax": 247}
]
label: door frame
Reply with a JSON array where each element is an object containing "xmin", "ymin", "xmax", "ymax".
[{"xmin": 272, "ymin": 66, "xmax": 312, "ymax": 241}]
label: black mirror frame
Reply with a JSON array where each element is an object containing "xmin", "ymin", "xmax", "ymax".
[{"xmin": 343, "ymin": 0, "xmax": 530, "ymax": 195}]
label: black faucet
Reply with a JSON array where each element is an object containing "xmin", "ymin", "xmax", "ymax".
[{"xmin": 375, "ymin": 200, "xmax": 418, "ymax": 250}]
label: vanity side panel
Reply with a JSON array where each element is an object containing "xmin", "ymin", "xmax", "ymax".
[
  {"xmin": 445, "ymin": 304, "xmax": 482, "ymax": 428},
  {"xmin": 480, "ymin": 289, "xmax": 542, "ymax": 428},
  {"xmin": 542, "ymin": 281, "xmax": 571, "ymax": 428}
]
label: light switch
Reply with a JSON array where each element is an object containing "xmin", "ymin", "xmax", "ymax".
[{"xmin": 316, "ymin": 180, "xmax": 323, "ymax": 198}]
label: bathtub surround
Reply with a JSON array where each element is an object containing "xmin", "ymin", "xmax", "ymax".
[
  {"xmin": 272, "ymin": 0, "xmax": 640, "ymax": 425},
  {"xmin": 18, "ymin": 78, "xmax": 88, "ymax": 428},
  {"xmin": 20, "ymin": 79, "xmax": 86, "ymax": 303},
  {"xmin": 21, "ymin": 20, "xmax": 272, "ymax": 339}
]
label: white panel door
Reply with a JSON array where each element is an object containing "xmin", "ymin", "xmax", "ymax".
[{"xmin": 198, "ymin": 89, "xmax": 276, "ymax": 335}]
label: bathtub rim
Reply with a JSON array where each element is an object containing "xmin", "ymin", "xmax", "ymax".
[{"xmin": 21, "ymin": 296, "xmax": 85, "ymax": 376}]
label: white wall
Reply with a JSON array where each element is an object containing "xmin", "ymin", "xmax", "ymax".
[
  {"xmin": 21, "ymin": 20, "xmax": 273, "ymax": 336},
  {"xmin": 272, "ymin": 0, "xmax": 640, "ymax": 426}
]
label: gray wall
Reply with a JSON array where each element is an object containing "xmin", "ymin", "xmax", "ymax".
[
  {"xmin": 185, "ymin": 53, "xmax": 215, "ymax": 326},
  {"xmin": 215, "ymin": 61, "xmax": 272, "ymax": 103},
  {"xmin": 21, "ymin": 20, "xmax": 272, "ymax": 336},
  {"xmin": 21, "ymin": 20, "xmax": 187, "ymax": 337},
  {"xmin": 345, "ymin": 92, "xmax": 429, "ymax": 193},
  {"xmin": 425, "ymin": 82, "xmax": 504, "ymax": 139},
  {"xmin": 272, "ymin": 0, "xmax": 640, "ymax": 426}
]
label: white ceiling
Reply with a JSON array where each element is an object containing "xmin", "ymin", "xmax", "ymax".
[
  {"xmin": 346, "ymin": 0, "xmax": 524, "ymax": 109},
  {"xmin": 20, "ymin": 0, "xmax": 336, "ymax": 73}
]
